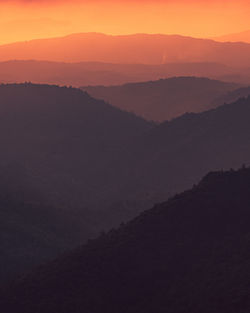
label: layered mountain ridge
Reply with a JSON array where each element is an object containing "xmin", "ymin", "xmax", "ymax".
[
  {"xmin": 83, "ymin": 77, "xmax": 239, "ymax": 121},
  {"xmin": 2, "ymin": 83, "xmax": 250, "ymax": 285},
  {"xmin": 1, "ymin": 33, "xmax": 250, "ymax": 68},
  {"xmin": 2, "ymin": 167, "xmax": 250, "ymax": 313}
]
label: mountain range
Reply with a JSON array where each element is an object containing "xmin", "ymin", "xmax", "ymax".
[
  {"xmin": 2, "ymin": 167, "xmax": 250, "ymax": 313},
  {"xmin": 83, "ymin": 77, "xmax": 239, "ymax": 121},
  {"xmin": 214, "ymin": 86, "xmax": 250, "ymax": 106},
  {"xmin": 0, "ymin": 60, "xmax": 245, "ymax": 87},
  {"xmin": 1, "ymin": 33, "xmax": 250, "ymax": 68},
  {"xmin": 129, "ymin": 94, "xmax": 250, "ymax": 201},
  {"xmin": 0, "ymin": 83, "xmax": 156, "ymax": 210},
  {"xmin": 2, "ymin": 83, "xmax": 250, "ymax": 283},
  {"xmin": 0, "ymin": 83, "xmax": 153, "ymax": 282}
]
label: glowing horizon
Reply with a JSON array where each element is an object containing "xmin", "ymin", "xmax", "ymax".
[{"xmin": 0, "ymin": 0, "xmax": 249, "ymax": 44}]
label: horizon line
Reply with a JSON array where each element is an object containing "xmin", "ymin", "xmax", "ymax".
[{"xmin": 0, "ymin": 31, "xmax": 224, "ymax": 47}]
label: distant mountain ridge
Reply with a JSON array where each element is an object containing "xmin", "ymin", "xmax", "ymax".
[
  {"xmin": 2, "ymin": 166, "xmax": 250, "ymax": 313},
  {"xmin": 214, "ymin": 86, "xmax": 250, "ymax": 106},
  {"xmin": 1, "ymin": 33, "xmax": 250, "ymax": 67},
  {"xmin": 0, "ymin": 60, "xmax": 241, "ymax": 87},
  {"xmin": 83, "ymin": 77, "xmax": 239, "ymax": 121}
]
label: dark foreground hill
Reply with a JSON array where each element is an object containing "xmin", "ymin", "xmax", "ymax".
[
  {"xmin": 0, "ymin": 83, "xmax": 152, "ymax": 282},
  {"xmin": 83, "ymin": 77, "xmax": 238, "ymax": 121},
  {"xmin": 0, "ymin": 83, "xmax": 151, "ymax": 210},
  {"xmin": 2, "ymin": 167, "xmax": 250, "ymax": 313},
  {"xmin": 3, "ymin": 84, "xmax": 250, "ymax": 284}
]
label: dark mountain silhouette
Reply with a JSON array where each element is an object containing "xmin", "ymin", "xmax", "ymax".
[
  {"xmin": 83, "ymin": 77, "xmax": 238, "ymax": 121},
  {"xmin": 1, "ymin": 33, "xmax": 250, "ymax": 67},
  {"xmin": 0, "ymin": 83, "xmax": 151, "ymax": 209},
  {"xmin": 2, "ymin": 167, "xmax": 250, "ymax": 313},
  {"xmin": 0, "ymin": 60, "xmax": 241, "ymax": 87},
  {"xmin": 0, "ymin": 83, "xmax": 153, "ymax": 282},
  {"xmin": 127, "ymin": 95, "xmax": 250, "ymax": 203},
  {"xmin": 3, "ymin": 84, "xmax": 250, "ymax": 284}
]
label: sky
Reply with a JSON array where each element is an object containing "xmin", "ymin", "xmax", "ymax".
[{"xmin": 0, "ymin": 0, "xmax": 249, "ymax": 44}]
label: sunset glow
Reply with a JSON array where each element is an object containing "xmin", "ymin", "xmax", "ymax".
[{"xmin": 0, "ymin": 0, "xmax": 249, "ymax": 44}]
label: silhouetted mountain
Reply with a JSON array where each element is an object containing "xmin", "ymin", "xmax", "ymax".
[
  {"xmin": 0, "ymin": 83, "xmax": 151, "ymax": 208},
  {"xmin": 83, "ymin": 77, "xmax": 238, "ymax": 121},
  {"xmin": 127, "ymin": 95, "xmax": 250, "ymax": 202},
  {"xmin": 3, "ymin": 84, "xmax": 250, "ymax": 285},
  {"xmin": 2, "ymin": 167, "xmax": 250, "ymax": 313},
  {"xmin": 0, "ymin": 60, "xmax": 241, "ymax": 87},
  {"xmin": 0, "ymin": 83, "xmax": 153, "ymax": 282},
  {"xmin": 1, "ymin": 33, "xmax": 250, "ymax": 67}
]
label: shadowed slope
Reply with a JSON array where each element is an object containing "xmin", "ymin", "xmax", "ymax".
[
  {"xmin": 213, "ymin": 86, "xmax": 250, "ymax": 106},
  {"xmin": 0, "ymin": 189, "xmax": 104, "ymax": 284},
  {"xmin": 0, "ymin": 83, "xmax": 152, "ymax": 283},
  {"xmin": 125, "ymin": 95, "xmax": 250, "ymax": 202},
  {"xmin": 2, "ymin": 85, "xmax": 250, "ymax": 285},
  {"xmin": 0, "ymin": 83, "xmax": 151, "ymax": 209},
  {"xmin": 2, "ymin": 167, "xmax": 250, "ymax": 313}
]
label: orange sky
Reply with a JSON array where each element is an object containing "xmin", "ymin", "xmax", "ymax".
[{"xmin": 0, "ymin": 0, "xmax": 249, "ymax": 44}]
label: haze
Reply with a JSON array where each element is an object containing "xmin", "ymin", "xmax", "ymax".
[{"xmin": 0, "ymin": 0, "xmax": 250, "ymax": 44}]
